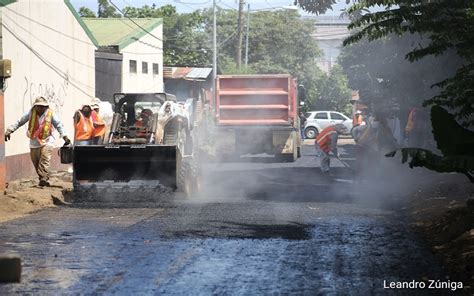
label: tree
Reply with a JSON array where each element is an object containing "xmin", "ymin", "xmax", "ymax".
[
  {"xmin": 200, "ymin": 8, "xmax": 351, "ymax": 111},
  {"xmin": 78, "ymin": 7, "xmax": 96, "ymax": 18},
  {"xmin": 122, "ymin": 4, "xmax": 210, "ymax": 66},
  {"xmin": 296, "ymin": 0, "xmax": 474, "ymax": 125},
  {"xmin": 98, "ymin": 0, "xmax": 121, "ymax": 18}
]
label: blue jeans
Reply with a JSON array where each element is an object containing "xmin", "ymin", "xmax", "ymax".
[{"xmin": 315, "ymin": 145, "xmax": 330, "ymax": 173}]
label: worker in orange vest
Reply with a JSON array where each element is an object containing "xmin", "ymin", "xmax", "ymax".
[
  {"xmin": 4, "ymin": 96, "xmax": 71, "ymax": 187},
  {"xmin": 135, "ymin": 109, "xmax": 153, "ymax": 138},
  {"xmin": 90, "ymin": 102, "xmax": 105, "ymax": 144},
  {"xmin": 315, "ymin": 123, "xmax": 347, "ymax": 173},
  {"xmin": 73, "ymin": 104, "xmax": 94, "ymax": 145},
  {"xmin": 352, "ymin": 110, "xmax": 365, "ymax": 127}
]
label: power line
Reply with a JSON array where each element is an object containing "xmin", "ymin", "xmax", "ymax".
[
  {"xmin": 3, "ymin": 22, "xmax": 95, "ymax": 98},
  {"xmin": 3, "ymin": 6, "xmax": 93, "ymax": 46},
  {"xmin": 109, "ymin": 0, "xmax": 163, "ymax": 43}
]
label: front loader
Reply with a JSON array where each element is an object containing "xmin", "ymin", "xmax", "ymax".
[{"xmin": 62, "ymin": 93, "xmax": 199, "ymax": 200}]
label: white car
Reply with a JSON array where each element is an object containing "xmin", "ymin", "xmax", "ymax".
[{"xmin": 303, "ymin": 111, "xmax": 353, "ymax": 139}]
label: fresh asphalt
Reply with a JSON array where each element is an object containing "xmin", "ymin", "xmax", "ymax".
[{"xmin": 0, "ymin": 142, "xmax": 449, "ymax": 295}]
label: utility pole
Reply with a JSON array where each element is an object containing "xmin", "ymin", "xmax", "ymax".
[
  {"xmin": 212, "ymin": 0, "xmax": 217, "ymax": 102},
  {"xmin": 244, "ymin": 4, "xmax": 250, "ymax": 67},
  {"xmin": 236, "ymin": 0, "xmax": 245, "ymax": 69}
]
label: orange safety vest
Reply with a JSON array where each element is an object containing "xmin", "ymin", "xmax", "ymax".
[
  {"xmin": 74, "ymin": 111, "xmax": 94, "ymax": 141},
  {"xmin": 91, "ymin": 110, "xmax": 105, "ymax": 137},
  {"xmin": 405, "ymin": 108, "xmax": 416, "ymax": 133},
  {"xmin": 27, "ymin": 108, "xmax": 54, "ymax": 145},
  {"xmin": 353, "ymin": 113, "xmax": 363, "ymax": 126},
  {"xmin": 315, "ymin": 126, "xmax": 337, "ymax": 153}
]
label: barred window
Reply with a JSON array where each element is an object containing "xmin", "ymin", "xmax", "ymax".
[{"xmin": 129, "ymin": 60, "xmax": 137, "ymax": 73}]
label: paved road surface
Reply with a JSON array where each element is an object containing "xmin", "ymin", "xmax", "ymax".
[{"xmin": 0, "ymin": 143, "xmax": 449, "ymax": 295}]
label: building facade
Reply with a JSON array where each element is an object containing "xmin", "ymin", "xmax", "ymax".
[
  {"xmin": 1, "ymin": 0, "xmax": 97, "ymax": 183},
  {"xmin": 83, "ymin": 18, "xmax": 163, "ymax": 102},
  {"xmin": 307, "ymin": 15, "xmax": 351, "ymax": 73}
]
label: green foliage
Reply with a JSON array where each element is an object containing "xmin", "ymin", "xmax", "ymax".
[
  {"xmin": 122, "ymin": 4, "xmax": 210, "ymax": 66},
  {"xmin": 338, "ymin": 34, "xmax": 461, "ymax": 114},
  {"xmin": 386, "ymin": 148, "xmax": 474, "ymax": 182},
  {"xmin": 200, "ymin": 8, "xmax": 351, "ymax": 112},
  {"xmin": 321, "ymin": 65, "xmax": 352, "ymax": 112},
  {"xmin": 342, "ymin": 0, "xmax": 474, "ymax": 126},
  {"xmin": 386, "ymin": 105, "xmax": 474, "ymax": 182},
  {"xmin": 97, "ymin": 0, "xmax": 121, "ymax": 18},
  {"xmin": 78, "ymin": 7, "xmax": 96, "ymax": 18}
]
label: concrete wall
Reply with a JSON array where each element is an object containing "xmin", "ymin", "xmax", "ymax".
[
  {"xmin": 1, "ymin": 0, "xmax": 96, "ymax": 180},
  {"xmin": 121, "ymin": 24, "xmax": 163, "ymax": 93}
]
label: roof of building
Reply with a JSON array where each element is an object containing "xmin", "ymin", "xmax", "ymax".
[
  {"xmin": 163, "ymin": 67, "xmax": 213, "ymax": 81},
  {"xmin": 82, "ymin": 18, "xmax": 162, "ymax": 50}
]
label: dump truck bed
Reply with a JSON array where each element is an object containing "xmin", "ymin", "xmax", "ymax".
[{"xmin": 215, "ymin": 74, "xmax": 297, "ymax": 126}]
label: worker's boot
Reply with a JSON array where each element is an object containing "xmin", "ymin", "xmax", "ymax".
[{"xmin": 38, "ymin": 180, "xmax": 51, "ymax": 187}]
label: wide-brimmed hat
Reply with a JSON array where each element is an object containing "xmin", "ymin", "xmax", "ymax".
[{"xmin": 33, "ymin": 96, "xmax": 49, "ymax": 107}]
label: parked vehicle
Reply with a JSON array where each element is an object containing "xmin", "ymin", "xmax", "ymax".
[{"xmin": 303, "ymin": 111, "xmax": 352, "ymax": 139}]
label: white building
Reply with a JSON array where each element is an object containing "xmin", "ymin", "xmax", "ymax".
[
  {"xmin": 306, "ymin": 15, "xmax": 351, "ymax": 73},
  {"xmin": 83, "ymin": 17, "xmax": 163, "ymax": 100},
  {"xmin": 1, "ymin": 0, "xmax": 96, "ymax": 181}
]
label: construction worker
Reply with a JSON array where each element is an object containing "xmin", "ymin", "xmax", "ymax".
[
  {"xmin": 90, "ymin": 102, "xmax": 105, "ymax": 144},
  {"xmin": 352, "ymin": 110, "xmax": 365, "ymax": 127},
  {"xmin": 299, "ymin": 111, "xmax": 307, "ymax": 139},
  {"xmin": 135, "ymin": 109, "xmax": 153, "ymax": 137},
  {"xmin": 4, "ymin": 96, "xmax": 71, "ymax": 187},
  {"xmin": 73, "ymin": 104, "xmax": 94, "ymax": 145},
  {"xmin": 315, "ymin": 123, "xmax": 347, "ymax": 174},
  {"xmin": 405, "ymin": 107, "xmax": 430, "ymax": 148}
]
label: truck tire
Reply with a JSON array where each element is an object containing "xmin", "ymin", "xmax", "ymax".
[
  {"xmin": 164, "ymin": 122, "xmax": 193, "ymax": 155},
  {"xmin": 193, "ymin": 100, "xmax": 203, "ymax": 128},
  {"xmin": 177, "ymin": 157, "xmax": 198, "ymax": 198}
]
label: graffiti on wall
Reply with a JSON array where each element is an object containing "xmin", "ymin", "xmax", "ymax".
[{"xmin": 22, "ymin": 74, "xmax": 69, "ymax": 117}]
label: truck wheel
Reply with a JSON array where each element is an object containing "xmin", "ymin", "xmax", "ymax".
[
  {"xmin": 305, "ymin": 127, "xmax": 318, "ymax": 139},
  {"xmin": 193, "ymin": 100, "xmax": 203, "ymax": 128},
  {"xmin": 177, "ymin": 157, "xmax": 198, "ymax": 198}
]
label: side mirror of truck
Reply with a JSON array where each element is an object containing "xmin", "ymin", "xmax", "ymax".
[{"xmin": 297, "ymin": 84, "xmax": 307, "ymax": 102}]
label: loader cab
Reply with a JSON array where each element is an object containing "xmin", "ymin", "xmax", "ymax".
[{"xmin": 113, "ymin": 93, "xmax": 174, "ymax": 126}]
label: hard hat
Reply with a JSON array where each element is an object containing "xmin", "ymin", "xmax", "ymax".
[
  {"xmin": 91, "ymin": 103, "xmax": 99, "ymax": 109},
  {"xmin": 33, "ymin": 96, "xmax": 49, "ymax": 107},
  {"xmin": 356, "ymin": 110, "xmax": 362, "ymax": 114}
]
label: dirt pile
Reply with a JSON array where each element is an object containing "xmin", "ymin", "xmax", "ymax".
[
  {"xmin": 0, "ymin": 171, "xmax": 72, "ymax": 223},
  {"xmin": 408, "ymin": 175, "xmax": 474, "ymax": 292}
]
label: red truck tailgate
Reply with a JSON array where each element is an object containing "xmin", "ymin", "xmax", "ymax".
[{"xmin": 216, "ymin": 75, "xmax": 295, "ymax": 126}]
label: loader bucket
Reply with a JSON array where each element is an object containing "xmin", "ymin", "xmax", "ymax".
[{"xmin": 73, "ymin": 145, "xmax": 178, "ymax": 189}]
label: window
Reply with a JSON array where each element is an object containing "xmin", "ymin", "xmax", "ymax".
[
  {"xmin": 153, "ymin": 63, "xmax": 159, "ymax": 75},
  {"xmin": 315, "ymin": 112, "xmax": 328, "ymax": 119},
  {"xmin": 304, "ymin": 112, "xmax": 312, "ymax": 119},
  {"xmin": 330, "ymin": 112, "xmax": 345, "ymax": 120},
  {"xmin": 129, "ymin": 60, "xmax": 137, "ymax": 73},
  {"xmin": 142, "ymin": 62, "xmax": 148, "ymax": 74}
]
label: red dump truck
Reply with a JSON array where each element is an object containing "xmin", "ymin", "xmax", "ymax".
[{"xmin": 210, "ymin": 74, "xmax": 303, "ymax": 162}]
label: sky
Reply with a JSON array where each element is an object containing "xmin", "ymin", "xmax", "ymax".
[{"xmin": 70, "ymin": 0, "xmax": 350, "ymax": 16}]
